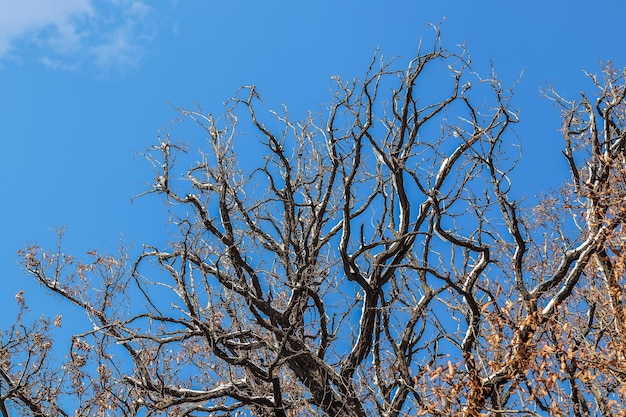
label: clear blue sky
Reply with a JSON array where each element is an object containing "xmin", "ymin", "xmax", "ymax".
[{"xmin": 1, "ymin": 1, "xmax": 624, "ymax": 322}]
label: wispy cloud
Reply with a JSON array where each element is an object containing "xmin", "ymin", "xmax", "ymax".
[{"xmin": 0, "ymin": 0, "xmax": 155, "ymax": 73}]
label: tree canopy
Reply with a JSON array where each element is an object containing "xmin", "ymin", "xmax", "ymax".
[{"xmin": 4, "ymin": 30, "xmax": 626, "ymax": 417}]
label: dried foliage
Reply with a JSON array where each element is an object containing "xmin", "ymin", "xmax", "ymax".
[{"xmin": 5, "ymin": 30, "xmax": 626, "ymax": 416}]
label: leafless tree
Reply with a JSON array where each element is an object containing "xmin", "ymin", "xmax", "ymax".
[
  {"xmin": 8, "ymin": 29, "xmax": 626, "ymax": 416},
  {"xmin": 1, "ymin": 291, "xmax": 67, "ymax": 417}
]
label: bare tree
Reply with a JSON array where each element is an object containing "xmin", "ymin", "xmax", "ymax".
[
  {"xmin": 9, "ymin": 30, "xmax": 626, "ymax": 416},
  {"xmin": 1, "ymin": 290, "xmax": 67, "ymax": 417}
]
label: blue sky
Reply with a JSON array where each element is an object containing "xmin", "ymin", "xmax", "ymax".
[{"xmin": 1, "ymin": 0, "xmax": 624, "ymax": 324}]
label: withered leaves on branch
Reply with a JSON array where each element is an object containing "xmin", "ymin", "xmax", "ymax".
[{"xmin": 6, "ymin": 31, "xmax": 626, "ymax": 416}]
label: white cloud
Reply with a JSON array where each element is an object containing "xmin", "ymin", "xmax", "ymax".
[
  {"xmin": 0, "ymin": 0, "xmax": 155, "ymax": 73},
  {"xmin": 89, "ymin": 26, "xmax": 141, "ymax": 72},
  {"xmin": 0, "ymin": 0, "xmax": 91, "ymax": 56}
]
